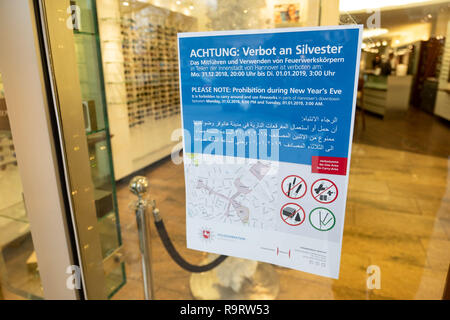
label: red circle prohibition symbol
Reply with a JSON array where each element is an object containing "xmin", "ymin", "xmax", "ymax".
[
  {"xmin": 280, "ymin": 203, "xmax": 306, "ymax": 226},
  {"xmin": 311, "ymin": 178, "xmax": 338, "ymax": 204},
  {"xmin": 281, "ymin": 175, "xmax": 307, "ymax": 199}
]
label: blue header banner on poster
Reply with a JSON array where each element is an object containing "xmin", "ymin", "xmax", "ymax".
[{"xmin": 178, "ymin": 26, "xmax": 362, "ymax": 166}]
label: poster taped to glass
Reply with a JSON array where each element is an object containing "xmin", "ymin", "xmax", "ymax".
[{"xmin": 178, "ymin": 25, "xmax": 362, "ymax": 278}]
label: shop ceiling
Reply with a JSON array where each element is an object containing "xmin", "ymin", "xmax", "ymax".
[{"xmin": 340, "ymin": 1, "xmax": 450, "ymax": 30}]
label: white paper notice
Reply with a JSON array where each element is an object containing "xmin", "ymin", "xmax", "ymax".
[{"xmin": 178, "ymin": 26, "xmax": 362, "ymax": 278}]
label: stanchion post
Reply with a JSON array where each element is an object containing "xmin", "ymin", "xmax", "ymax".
[{"xmin": 129, "ymin": 176, "xmax": 154, "ymax": 300}]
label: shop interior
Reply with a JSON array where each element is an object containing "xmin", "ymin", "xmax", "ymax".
[{"xmin": 0, "ymin": 0, "xmax": 449, "ymax": 300}]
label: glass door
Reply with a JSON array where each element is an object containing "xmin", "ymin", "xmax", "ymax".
[
  {"xmin": 99, "ymin": 0, "xmax": 448, "ymax": 301},
  {"xmin": 37, "ymin": 0, "xmax": 125, "ymax": 299},
  {"xmin": 25, "ymin": 0, "xmax": 450, "ymax": 300},
  {"xmin": 72, "ymin": 0, "xmax": 126, "ymax": 297}
]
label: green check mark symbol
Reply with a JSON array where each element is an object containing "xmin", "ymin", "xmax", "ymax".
[{"xmin": 320, "ymin": 212, "xmax": 332, "ymax": 228}]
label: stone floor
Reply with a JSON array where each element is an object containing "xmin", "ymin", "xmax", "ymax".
[{"xmin": 112, "ymin": 108, "xmax": 450, "ymax": 300}]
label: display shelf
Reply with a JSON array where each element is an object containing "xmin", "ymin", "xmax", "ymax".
[
  {"xmin": 97, "ymin": 211, "xmax": 120, "ymax": 258},
  {"xmin": 363, "ymin": 74, "xmax": 413, "ymax": 116},
  {"xmin": 86, "ymin": 128, "xmax": 106, "ymax": 136},
  {"xmin": 100, "ymin": 17, "xmax": 136, "ymax": 24},
  {"xmin": 101, "ymin": 39, "xmax": 122, "ymax": 43},
  {"xmin": 73, "ymin": 30, "xmax": 95, "ymax": 36},
  {"xmin": 105, "ymin": 81, "xmax": 127, "ymax": 84},
  {"xmin": 93, "ymin": 188, "xmax": 114, "ymax": 219},
  {"xmin": 0, "ymin": 132, "xmax": 16, "ymax": 170},
  {"xmin": 434, "ymin": 22, "xmax": 450, "ymax": 121},
  {"xmin": 104, "ymin": 60, "xmax": 124, "ymax": 64},
  {"xmin": 97, "ymin": 1, "xmax": 196, "ymax": 178},
  {"xmin": 0, "ymin": 158, "xmax": 17, "ymax": 168},
  {"xmin": 105, "ymin": 263, "xmax": 126, "ymax": 299},
  {"xmin": 106, "ymin": 101, "xmax": 127, "ymax": 105},
  {"xmin": 0, "ymin": 141, "xmax": 13, "ymax": 147},
  {"xmin": 87, "ymin": 131, "xmax": 112, "ymax": 190},
  {"xmin": 119, "ymin": 5, "xmax": 194, "ymax": 128}
]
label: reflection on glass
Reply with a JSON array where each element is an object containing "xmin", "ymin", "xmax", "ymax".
[
  {"xmin": 0, "ymin": 73, "xmax": 43, "ymax": 300},
  {"xmin": 93, "ymin": 0, "xmax": 449, "ymax": 300}
]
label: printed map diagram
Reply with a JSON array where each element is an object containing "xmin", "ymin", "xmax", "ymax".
[{"xmin": 185, "ymin": 157, "xmax": 278, "ymax": 230}]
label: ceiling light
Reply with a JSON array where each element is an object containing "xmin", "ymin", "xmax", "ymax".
[
  {"xmin": 339, "ymin": 0, "xmax": 435, "ymax": 12},
  {"xmin": 363, "ymin": 28, "xmax": 389, "ymax": 39},
  {"xmin": 122, "ymin": 1, "xmax": 130, "ymax": 6}
]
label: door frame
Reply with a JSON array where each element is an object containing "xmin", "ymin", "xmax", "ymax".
[{"xmin": 0, "ymin": 0, "xmax": 80, "ymax": 300}]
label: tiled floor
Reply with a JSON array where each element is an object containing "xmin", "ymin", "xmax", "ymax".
[
  {"xmin": 353, "ymin": 107, "xmax": 450, "ymax": 158},
  {"xmin": 112, "ymin": 108, "xmax": 450, "ymax": 300}
]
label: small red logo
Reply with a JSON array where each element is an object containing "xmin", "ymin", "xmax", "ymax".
[{"xmin": 199, "ymin": 227, "xmax": 214, "ymax": 243}]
